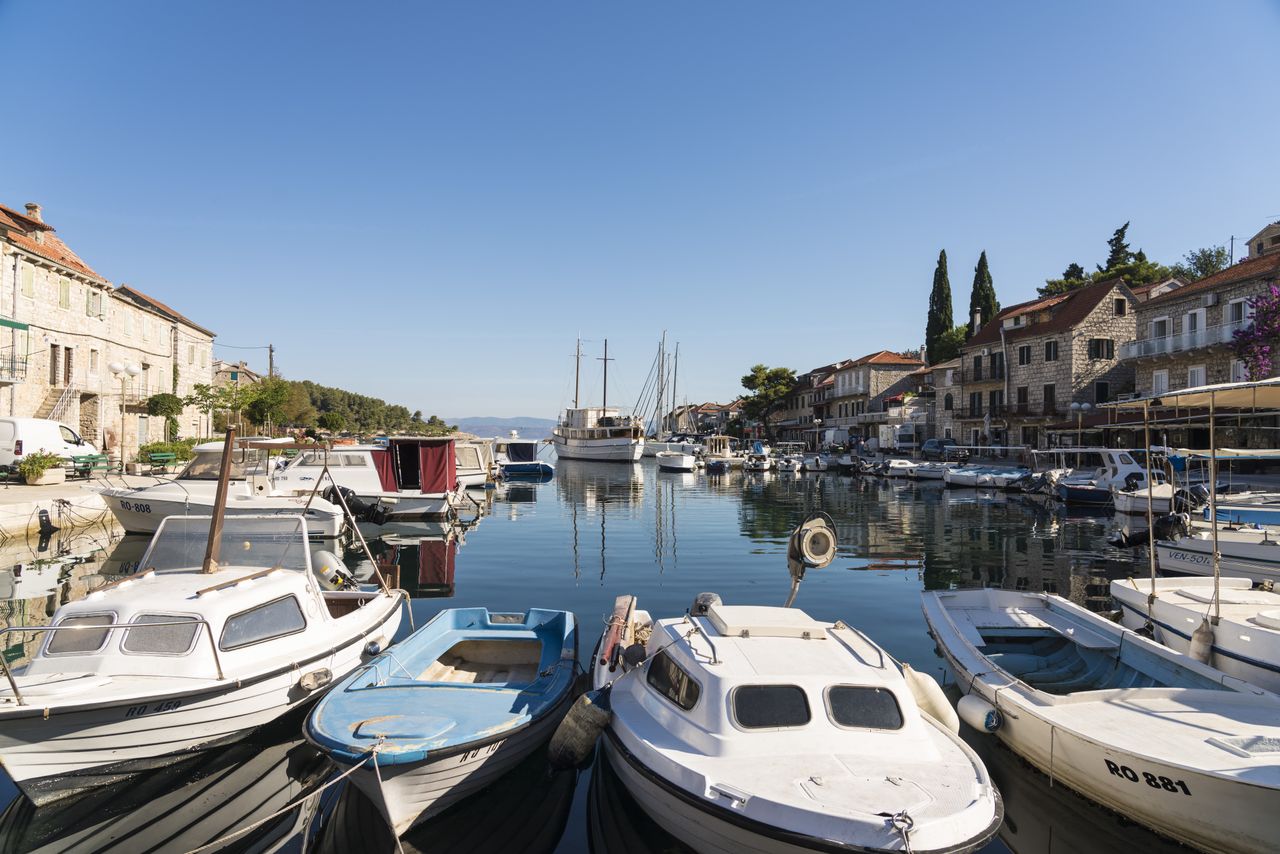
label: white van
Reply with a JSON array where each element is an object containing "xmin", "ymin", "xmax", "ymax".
[{"xmin": 0, "ymin": 418, "xmax": 98, "ymax": 468}]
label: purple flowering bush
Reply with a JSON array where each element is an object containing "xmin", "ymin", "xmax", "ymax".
[{"xmin": 1232, "ymin": 285, "xmax": 1280, "ymax": 380}]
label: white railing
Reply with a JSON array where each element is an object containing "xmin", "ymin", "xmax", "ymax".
[{"xmin": 1120, "ymin": 319, "xmax": 1250, "ymax": 359}]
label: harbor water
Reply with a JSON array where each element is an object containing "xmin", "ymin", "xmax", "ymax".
[{"xmin": 0, "ymin": 461, "xmax": 1189, "ymax": 853}]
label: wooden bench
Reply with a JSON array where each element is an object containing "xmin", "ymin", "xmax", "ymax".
[
  {"xmin": 69, "ymin": 454, "xmax": 113, "ymax": 479},
  {"xmin": 147, "ymin": 452, "xmax": 177, "ymax": 474}
]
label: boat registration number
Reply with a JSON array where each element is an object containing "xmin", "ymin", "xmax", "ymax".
[
  {"xmin": 124, "ymin": 700, "xmax": 181, "ymax": 718},
  {"xmin": 1105, "ymin": 760, "xmax": 1191, "ymax": 795},
  {"xmin": 1164, "ymin": 550, "xmax": 1210, "ymax": 566},
  {"xmin": 119, "ymin": 500, "xmax": 152, "ymax": 514},
  {"xmin": 457, "ymin": 740, "xmax": 503, "ymax": 764}
]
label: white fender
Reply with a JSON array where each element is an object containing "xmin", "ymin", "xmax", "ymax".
[
  {"xmin": 958, "ymin": 693, "xmax": 1003, "ymax": 732},
  {"xmin": 1189, "ymin": 617, "xmax": 1215, "ymax": 663},
  {"xmin": 902, "ymin": 663, "xmax": 959, "ymax": 734}
]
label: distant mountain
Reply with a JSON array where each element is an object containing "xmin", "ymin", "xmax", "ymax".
[{"xmin": 449, "ymin": 416, "xmax": 557, "ymax": 440}]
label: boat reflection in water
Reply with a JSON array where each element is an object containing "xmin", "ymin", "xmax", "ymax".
[
  {"xmin": 0, "ymin": 712, "xmax": 330, "ymax": 853},
  {"xmin": 354, "ymin": 521, "xmax": 468, "ymax": 599},
  {"xmin": 588, "ymin": 751, "xmax": 690, "ymax": 854},
  {"xmin": 315, "ymin": 746, "xmax": 577, "ymax": 854}
]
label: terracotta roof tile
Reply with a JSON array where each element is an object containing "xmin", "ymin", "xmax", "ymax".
[
  {"xmin": 849, "ymin": 349, "xmax": 925, "ymax": 367},
  {"xmin": 0, "ymin": 204, "xmax": 105, "ymax": 281},
  {"xmin": 965, "ymin": 278, "xmax": 1128, "ymax": 349},
  {"xmin": 115, "ymin": 284, "xmax": 216, "ymax": 338},
  {"xmin": 1143, "ymin": 254, "xmax": 1280, "ymax": 308}
]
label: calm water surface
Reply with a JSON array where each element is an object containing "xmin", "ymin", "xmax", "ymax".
[{"xmin": 0, "ymin": 461, "xmax": 1189, "ymax": 853}]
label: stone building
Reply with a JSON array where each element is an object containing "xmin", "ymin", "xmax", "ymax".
[
  {"xmin": 0, "ymin": 202, "xmax": 215, "ymax": 459},
  {"xmin": 774, "ymin": 361, "xmax": 847, "ymax": 445},
  {"xmin": 1121, "ymin": 232, "xmax": 1280, "ymax": 398},
  {"xmin": 927, "ymin": 358, "xmax": 961, "ymax": 440},
  {"xmin": 830, "ymin": 351, "xmax": 924, "ymax": 439},
  {"xmin": 956, "ymin": 278, "xmax": 1137, "ymax": 449}
]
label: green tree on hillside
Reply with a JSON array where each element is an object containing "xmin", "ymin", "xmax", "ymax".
[
  {"xmin": 739, "ymin": 364, "xmax": 796, "ymax": 442},
  {"xmin": 932, "ymin": 325, "xmax": 969, "ymax": 364},
  {"xmin": 1172, "ymin": 245, "xmax": 1230, "ymax": 282},
  {"xmin": 967, "ymin": 251, "xmax": 999, "ymax": 338},
  {"xmin": 1039, "ymin": 223, "xmax": 1171, "ymax": 296},
  {"xmin": 925, "ymin": 250, "xmax": 953, "ymax": 364},
  {"xmin": 1100, "ymin": 222, "xmax": 1134, "ymax": 272}
]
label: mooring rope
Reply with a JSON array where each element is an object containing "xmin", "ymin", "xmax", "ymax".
[{"xmin": 182, "ymin": 738, "xmax": 385, "ymax": 854}]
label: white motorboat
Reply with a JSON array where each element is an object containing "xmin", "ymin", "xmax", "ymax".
[
  {"xmin": 701, "ymin": 435, "xmax": 741, "ymax": 470},
  {"xmin": 495, "ymin": 432, "xmax": 555, "ymax": 479},
  {"xmin": 742, "ymin": 453, "xmax": 772, "ymax": 472},
  {"xmin": 1112, "ymin": 482, "xmax": 1176, "ymax": 515},
  {"xmin": 656, "ymin": 451, "xmax": 698, "ymax": 473},
  {"xmin": 273, "ymin": 439, "xmax": 465, "ymax": 521},
  {"xmin": 645, "ymin": 438, "xmax": 705, "ymax": 458},
  {"xmin": 882, "ymin": 458, "xmax": 917, "ymax": 478},
  {"xmin": 100, "ymin": 440, "xmax": 344, "ymax": 537},
  {"xmin": 974, "ymin": 465, "xmax": 1029, "ymax": 489},
  {"xmin": 1112, "ymin": 576, "xmax": 1280, "ymax": 694},
  {"xmin": 943, "ymin": 465, "xmax": 989, "ymax": 487},
  {"xmin": 775, "ymin": 455, "xmax": 803, "ymax": 473},
  {"xmin": 922, "ymin": 588, "xmax": 1280, "ymax": 854},
  {"xmin": 910, "ymin": 461, "xmax": 956, "ymax": 480},
  {"xmin": 801, "ymin": 453, "xmax": 831, "ymax": 472},
  {"xmin": 0, "ymin": 513, "xmax": 404, "ymax": 806},
  {"xmin": 593, "ymin": 595, "xmax": 1003, "ymax": 854},
  {"xmin": 1157, "ymin": 522, "xmax": 1280, "ymax": 585},
  {"xmin": 454, "ymin": 439, "xmax": 494, "ymax": 489},
  {"xmin": 1055, "ymin": 449, "xmax": 1152, "ymax": 506}
]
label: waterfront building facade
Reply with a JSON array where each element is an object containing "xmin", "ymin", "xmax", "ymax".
[
  {"xmin": 927, "ymin": 358, "xmax": 961, "ymax": 440},
  {"xmin": 0, "ymin": 202, "xmax": 215, "ymax": 459},
  {"xmin": 832, "ymin": 351, "xmax": 924, "ymax": 439},
  {"xmin": 956, "ymin": 278, "xmax": 1137, "ymax": 449}
]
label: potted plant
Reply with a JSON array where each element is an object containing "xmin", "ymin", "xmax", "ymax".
[{"xmin": 18, "ymin": 450, "xmax": 66, "ymax": 485}]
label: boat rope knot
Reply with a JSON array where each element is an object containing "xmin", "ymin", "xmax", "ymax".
[{"xmin": 890, "ymin": 809, "xmax": 914, "ymax": 853}]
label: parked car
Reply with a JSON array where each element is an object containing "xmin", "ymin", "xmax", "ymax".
[
  {"xmin": 0, "ymin": 418, "xmax": 97, "ymax": 467},
  {"xmin": 921, "ymin": 438, "xmax": 966, "ymax": 461}
]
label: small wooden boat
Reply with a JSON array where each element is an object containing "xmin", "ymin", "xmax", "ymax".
[
  {"xmin": 882, "ymin": 458, "xmax": 917, "ymax": 478},
  {"xmin": 775, "ymin": 455, "xmax": 803, "ymax": 473},
  {"xmin": 593, "ymin": 594, "xmax": 1003, "ymax": 853},
  {"xmin": 1112, "ymin": 576, "xmax": 1280, "ymax": 694},
  {"xmin": 742, "ymin": 453, "xmax": 772, "ymax": 472},
  {"xmin": 1112, "ymin": 482, "xmax": 1176, "ymax": 515},
  {"xmin": 305, "ymin": 607, "xmax": 577, "ymax": 836},
  {"xmin": 655, "ymin": 451, "xmax": 697, "ymax": 472},
  {"xmin": 923, "ymin": 588, "xmax": 1280, "ymax": 854}
]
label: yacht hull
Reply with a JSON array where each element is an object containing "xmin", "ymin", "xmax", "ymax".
[
  {"xmin": 552, "ymin": 436, "xmax": 643, "ymax": 462},
  {"xmin": 0, "ymin": 598, "xmax": 402, "ymax": 805},
  {"xmin": 1156, "ymin": 540, "xmax": 1280, "ymax": 585},
  {"xmin": 102, "ymin": 492, "xmax": 344, "ymax": 538}
]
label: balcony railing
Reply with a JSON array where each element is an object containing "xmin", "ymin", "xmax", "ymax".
[
  {"xmin": 1010, "ymin": 402, "xmax": 1061, "ymax": 417},
  {"xmin": 0, "ymin": 352, "xmax": 27, "ymax": 383},
  {"xmin": 1120, "ymin": 318, "xmax": 1249, "ymax": 360},
  {"xmin": 961, "ymin": 367, "xmax": 1005, "ymax": 383},
  {"xmin": 956, "ymin": 404, "xmax": 1008, "ymax": 419}
]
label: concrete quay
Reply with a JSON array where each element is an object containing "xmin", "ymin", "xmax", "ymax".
[{"xmin": 0, "ymin": 475, "xmax": 154, "ymax": 538}]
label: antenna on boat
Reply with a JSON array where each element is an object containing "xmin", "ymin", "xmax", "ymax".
[
  {"xmin": 598, "ymin": 339, "xmax": 613, "ymax": 408},
  {"xmin": 201, "ymin": 426, "xmax": 236, "ymax": 574}
]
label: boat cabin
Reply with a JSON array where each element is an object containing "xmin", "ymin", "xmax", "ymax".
[
  {"xmin": 556, "ymin": 407, "xmax": 644, "ymax": 439},
  {"xmin": 274, "ymin": 438, "xmax": 459, "ymax": 496}
]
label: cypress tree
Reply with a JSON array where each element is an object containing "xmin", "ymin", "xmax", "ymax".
[
  {"xmin": 925, "ymin": 250, "xmax": 953, "ymax": 365},
  {"xmin": 1100, "ymin": 222, "xmax": 1133, "ymax": 272},
  {"xmin": 967, "ymin": 251, "xmax": 999, "ymax": 338}
]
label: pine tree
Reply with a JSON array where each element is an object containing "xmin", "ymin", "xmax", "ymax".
[
  {"xmin": 967, "ymin": 251, "xmax": 999, "ymax": 338},
  {"xmin": 925, "ymin": 250, "xmax": 953, "ymax": 365},
  {"xmin": 1100, "ymin": 222, "xmax": 1133, "ymax": 272},
  {"xmin": 1062, "ymin": 262, "xmax": 1087, "ymax": 282}
]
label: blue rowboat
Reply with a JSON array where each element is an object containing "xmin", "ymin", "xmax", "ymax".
[{"xmin": 304, "ymin": 607, "xmax": 577, "ymax": 836}]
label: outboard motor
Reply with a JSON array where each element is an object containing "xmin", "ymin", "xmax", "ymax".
[
  {"xmin": 322, "ymin": 484, "xmax": 389, "ymax": 524},
  {"xmin": 1123, "ymin": 472, "xmax": 1144, "ymax": 492},
  {"xmin": 1174, "ymin": 483, "xmax": 1211, "ymax": 513},
  {"xmin": 690, "ymin": 592, "xmax": 722, "ymax": 616}
]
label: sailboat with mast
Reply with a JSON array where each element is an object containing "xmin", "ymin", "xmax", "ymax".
[{"xmin": 552, "ymin": 338, "xmax": 645, "ymax": 462}]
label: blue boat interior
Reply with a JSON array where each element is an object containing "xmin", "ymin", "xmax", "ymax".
[
  {"xmin": 977, "ymin": 628, "xmax": 1228, "ymax": 695},
  {"xmin": 308, "ymin": 608, "xmax": 577, "ymax": 763}
]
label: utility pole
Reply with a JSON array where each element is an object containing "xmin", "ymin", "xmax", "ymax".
[
  {"xmin": 598, "ymin": 339, "xmax": 614, "ymax": 408},
  {"xmin": 1230, "ymin": 235, "xmax": 1235, "ymax": 265},
  {"xmin": 268, "ymin": 343, "xmax": 275, "ymax": 378}
]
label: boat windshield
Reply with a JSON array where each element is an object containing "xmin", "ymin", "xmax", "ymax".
[
  {"xmin": 138, "ymin": 516, "xmax": 310, "ymax": 574},
  {"xmin": 178, "ymin": 449, "xmax": 268, "ymax": 481}
]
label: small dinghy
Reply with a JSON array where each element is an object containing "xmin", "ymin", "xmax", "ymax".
[
  {"xmin": 305, "ymin": 607, "xmax": 577, "ymax": 836},
  {"xmin": 923, "ymin": 588, "xmax": 1280, "ymax": 854},
  {"xmin": 591, "ymin": 594, "xmax": 1003, "ymax": 853},
  {"xmin": 656, "ymin": 451, "xmax": 698, "ymax": 472},
  {"xmin": 882, "ymin": 458, "xmax": 918, "ymax": 478},
  {"xmin": 775, "ymin": 455, "xmax": 803, "ymax": 473}
]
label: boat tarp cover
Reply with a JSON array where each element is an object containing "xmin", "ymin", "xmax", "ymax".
[
  {"xmin": 420, "ymin": 440, "xmax": 457, "ymax": 492},
  {"xmin": 370, "ymin": 448, "xmax": 398, "ymax": 492},
  {"xmin": 508, "ymin": 442, "xmax": 538, "ymax": 463}
]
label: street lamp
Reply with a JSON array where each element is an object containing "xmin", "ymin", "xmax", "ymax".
[
  {"xmin": 813, "ymin": 418, "xmax": 823, "ymax": 452},
  {"xmin": 110, "ymin": 361, "xmax": 142, "ymax": 471},
  {"xmin": 1069, "ymin": 401, "xmax": 1093, "ymax": 451}
]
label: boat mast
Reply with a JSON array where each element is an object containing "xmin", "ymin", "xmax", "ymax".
[
  {"xmin": 671, "ymin": 342, "xmax": 679, "ymax": 433},
  {"xmin": 599, "ymin": 338, "xmax": 613, "ymax": 408},
  {"xmin": 1209, "ymin": 393, "xmax": 1220, "ymax": 626},
  {"xmin": 655, "ymin": 332, "xmax": 666, "ymax": 436},
  {"xmin": 574, "ymin": 337, "xmax": 581, "ymax": 408}
]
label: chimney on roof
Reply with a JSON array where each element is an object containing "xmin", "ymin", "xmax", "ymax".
[
  {"xmin": 24, "ymin": 203, "xmax": 42, "ymax": 223},
  {"xmin": 971, "ymin": 307, "xmax": 983, "ymax": 333}
]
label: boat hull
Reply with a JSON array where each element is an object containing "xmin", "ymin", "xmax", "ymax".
[
  {"xmin": 501, "ymin": 461, "xmax": 555, "ymax": 478},
  {"xmin": 552, "ymin": 435, "xmax": 644, "ymax": 462},
  {"xmin": 1156, "ymin": 540, "xmax": 1280, "ymax": 585},
  {"xmin": 102, "ymin": 493, "xmax": 343, "ymax": 538},
  {"xmin": 602, "ymin": 732, "xmax": 996, "ymax": 854},
  {"xmin": 347, "ymin": 691, "xmax": 571, "ymax": 836},
  {"xmin": 0, "ymin": 598, "xmax": 402, "ymax": 805},
  {"xmin": 1113, "ymin": 493, "xmax": 1173, "ymax": 515},
  {"xmin": 924, "ymin": 598, "xmax": 1280, "ymax": 854},
  {"xmin": 1056, "ymin": 483, "xmax": 1111, "ymax": 505}
]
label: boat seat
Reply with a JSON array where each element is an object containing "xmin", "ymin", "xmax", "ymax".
[{"xmin": 1034, "ymin": 610, "xmax": 1118, "ymax": 650}]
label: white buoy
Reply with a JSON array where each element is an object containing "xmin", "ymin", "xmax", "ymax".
[
  {"xmin": 902, "ymin": 664, "xmax": 959, "ymax": 734},
  {"xmin": 957, "ymin": 693, "xmax": 1003, "ymax": 732},
  {"xmin": 1189, "ymin": 617, "xmax": 1215, "ymax": 664}
]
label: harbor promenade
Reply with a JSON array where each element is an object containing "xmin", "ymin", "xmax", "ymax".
[{"xmin": 0, "ymin": 475, "xmax": 153, "ymax": 537}]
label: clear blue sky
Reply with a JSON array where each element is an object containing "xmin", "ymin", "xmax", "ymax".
[{"xmin": 2, "ymin": 1, "xmax": 1276, "ymax": 418}]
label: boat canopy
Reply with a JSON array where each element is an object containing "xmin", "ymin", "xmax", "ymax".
[
  {"xmin": 139, "ymin": 515, "xmax": 311, "ymax": 574},
  {"xmin": 507, "ymin": 441, "xmax": 539, "ymax": 463},
  {"xmin": 1105, "ymin": 376, "xmax": 1280, "ymax": 410}
]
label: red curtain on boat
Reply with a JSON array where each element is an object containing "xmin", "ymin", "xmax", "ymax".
[
  {"xmin": 417, "ymin": 538, "xmax": 457, "ymax": 591},
  {"xmin": 419, "ymin": 441, "xmax": 457, "ymax": 493},
  {"xmin": 370, "ymin": 448, "xmax": 399, "ymax": 492}
]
